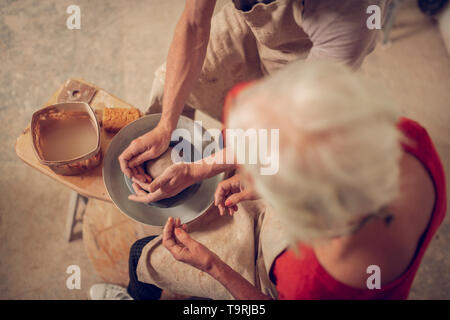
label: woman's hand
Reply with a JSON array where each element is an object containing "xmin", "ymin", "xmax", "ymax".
[
  {"xmin": 214, "ymin": 174, "xmax": 259, "ymax": 216},
  {"xmin": 118, "ymin": 123, "xmax": 172, "ymax": 179},
  {"xmin": 162, "ymin": 217, "xmax": 219, "ymax": 273},
  {"xmin": 128, "ymin": 162, "xmax": 199, "ymax": 203},
  {"xmin": 162, "ymin": 216, "xmax": 271, "ymax": 300}
]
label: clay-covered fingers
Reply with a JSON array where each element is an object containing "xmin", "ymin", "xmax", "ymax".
[
  {"xmin": 163, "ymin": 217, "xmax": 177, "ymax": 250},
  {"xmin": 133, "ymin": 175, "xmax": 180, "ymax": 201},
  {"xmin": 118, "ymin": 151, "xmax": 132, "ymax": 178},
  {"xmin": 118, "ymin": 138, "xmax": 145, "ymax": 178},
  {"xmin": 131, "ymin": 182, "xmax": 147, "ymax": 195},
  {"xmin": 214, "ymin": 178, "xmax": 240, "ymax": 205},
  {"xmin": 214, "ymin": 182, "xmax": 229, "ymax": 207},
  {"xmin": 149, "ymin": 170, "xmax": 174, "ymax": 193},
  {"xmin": 128, "ymin": 147, "xmax": 157, "ymax": 168},
  {"xmin": 131, "ymin": 177, "xmax": 152, "ymax": 192},
  {"xmin": 217, "ymin": 203, "xmax": 227, "ymax": 216},
  {"xmin": 173, "ymin": 218, "xmax": 188, "ymax": 245},
  {"xmin": 127, "ymin": 183, "xmax": 149, "ymax": 203},
  {"xmin": 216, "ymin": 191, "xmax": 242, "ymax": 216},
  {"xmin": 127, "ymin": 179, "xmax": 166, "ymax": 203},
  {"xmin": 128, "ymin": 166, "xmax": 147, "ymax": 184},
  {"xmin": 216, "ymin": 190, "xmax": 232, "ymax": 216},
  {"xmin": 163, "ymin": 217, "xmax": 188, "ymax": 261},
  {"xmin": 214, "ymin": 175, "xmax": 254, "ymax": 216},
  {"xmin": 225, "ymin": 204, "xmax": 238, "ymax": 216},
  {"xmin": 163, "ymin": 217, "xmax": 215, "ymax": 271},
  {"xmin": 215, "ymin": 181, "xmax": 236, "ymax": 216},
  {"xmin": 174, "ymin": 217, "xmax": 181, "ymax": 228},
  {"xmin": 132, "ymin": 177, "xmax": 175, "ymax": 199},
  {"xmin": 134, "ymin": 165, "xmax": 152, "ymax": 183},
  {"xmin": 224, "ymin": 191, "xmax": 252, "ymax": 215},
  {"xmin": 224, "ymin": 192, "xmax": 248, "ymax": 208},
  {"xmin": 173, "ymin": 227, "xmax": 196, "ymax": 248},
  {"xmin": 173, "ymin": 217, "xmax": 188, "ymax": 232},
  {"xmin": 128, "ymin": 186, "xmax": 167, "ymax": 203}
]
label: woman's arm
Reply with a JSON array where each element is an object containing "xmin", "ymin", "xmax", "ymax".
[
  {"xmin": 163, "ymin": 217, "xmax": 272, "ymax": 300},
  {"xmin": 207, "ymin": 257, "xmax": 272, "ymax": 300}
]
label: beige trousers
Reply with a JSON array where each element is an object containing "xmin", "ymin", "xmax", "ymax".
[
  {"xmin": 136, "ymin": 201, "xmax": 291, "ymax": 300},
  {"xmin": 146, "ymin": 0, "xmax": 311, "ymax": 121}
]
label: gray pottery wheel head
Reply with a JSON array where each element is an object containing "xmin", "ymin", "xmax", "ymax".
[{"xmin": 103, "ymin": 114, "xmax": 224, "ymax": 226}]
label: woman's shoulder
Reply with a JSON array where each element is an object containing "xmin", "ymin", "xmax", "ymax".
[{"xmin": 315, "ymin": 151, "xmax": 435, "ymax": 289}]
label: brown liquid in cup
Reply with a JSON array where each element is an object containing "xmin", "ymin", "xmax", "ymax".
[{"xmin": 40, "ymin": 116, "xmax": 97, "ymax": 161}]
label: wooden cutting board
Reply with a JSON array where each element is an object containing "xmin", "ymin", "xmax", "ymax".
[{"xmin": 15, "ymin": 78, "xmax": 137, "ymax": 202}]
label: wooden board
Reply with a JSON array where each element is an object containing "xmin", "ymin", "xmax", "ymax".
[{"xmin": 15, "ymin": 78, "xmax": 137, "ymax": 202}]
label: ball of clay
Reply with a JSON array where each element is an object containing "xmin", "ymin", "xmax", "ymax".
[{"xmin": 145, "ymin": 147, "xmax": 182, "ymax": 179}]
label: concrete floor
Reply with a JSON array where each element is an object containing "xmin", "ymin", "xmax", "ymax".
[{"xmin": 0, "ymin": 0, "xmax": 449, "ymax": 299}]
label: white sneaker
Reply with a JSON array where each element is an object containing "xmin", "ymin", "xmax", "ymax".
[{"xmin": 89, "ymin": 283, "xmax": 133, "ymax": 300}]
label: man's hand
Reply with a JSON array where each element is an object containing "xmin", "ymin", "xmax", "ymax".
[
  {"xmin": 129, "ymin": 163, "xmax": 152, "ymax": 184},
  {"xmin": 118, "ymin": 124, "xmax": 172, "ymax": 179},
  {"xmin": 214, "ymin": 174, "xmax": 259, "ymax": 216},
  {"xmin": 163, "ymin": 217, "xmax": 218, "ymax": 273},
  {"xmin": 128, "ymin": 162, "xmax": 199, "ymax": 203}
]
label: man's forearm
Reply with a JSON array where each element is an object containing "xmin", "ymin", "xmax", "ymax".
[
  {"xmin": 189, "ymin": 148, "xmax": 237, "ymax": 181},
  {"xmin": 159, "ymin": 2, "xmax": 215, "ymax": 131}
]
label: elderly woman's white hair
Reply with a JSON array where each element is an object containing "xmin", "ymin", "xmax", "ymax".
[{"xmin": 227, "ymin": 60, "xmax": 402, "ymax": 241}]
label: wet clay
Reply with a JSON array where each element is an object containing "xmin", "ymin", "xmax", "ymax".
[{"xmin": 145, "ymin": 147, "xmax": 182, "ymax": 179}]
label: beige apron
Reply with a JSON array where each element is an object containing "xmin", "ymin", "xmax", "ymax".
[
  {"xmin": 136, "ymin": 200, "xmax": 291, "ymax": 299},
  {"xmin": 138, "ymin": 0, "xmax": 304, "ymax": 299},
  {"xmin": 146, "ymin": 0, "xmax": 311, "ymax": 121}
]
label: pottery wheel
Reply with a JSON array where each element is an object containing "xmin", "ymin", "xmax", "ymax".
[
  {"xmin": 103, "ymin": 114, "xmax": 223, "ymax": 226},
  {"xmin": 123, "ymin": 146, "xmax": 201, "ymax": 208}
]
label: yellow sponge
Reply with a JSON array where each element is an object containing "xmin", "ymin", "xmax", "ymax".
[{"xmin": 102, "ymin": 107, "xmax": 141, "ymax": 133}]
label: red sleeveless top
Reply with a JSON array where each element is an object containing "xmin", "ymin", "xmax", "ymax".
[
  {"xmin": 222, "ymin": 82, "xmax": 446, "ymax": 300},
  {"xmin": 272, "ymin": 118, "xmax": 447, "ymax": 299}
]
